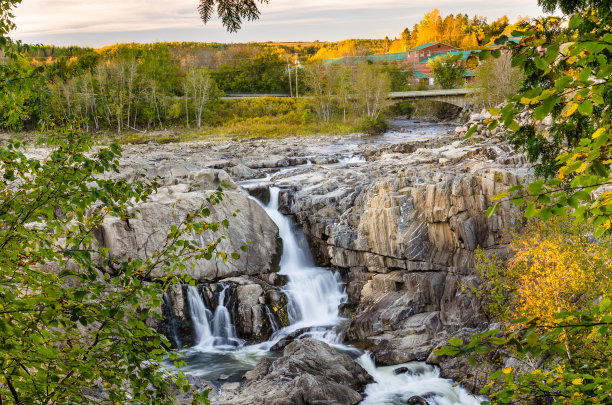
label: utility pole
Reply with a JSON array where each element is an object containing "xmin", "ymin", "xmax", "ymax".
[
  {"xmin": 287, "ymin": 57, "xmax": 293, "ymax": 97},
  {"xmin": 295, "ymin": 53, "xmax": 300, "ymax": 98}
]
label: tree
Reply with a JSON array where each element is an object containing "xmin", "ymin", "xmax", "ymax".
[
  {"xmin": 461, "ymin": 218, "xmax": 612, "ymax": 404},
  {"xmin": 304, "ymin": 62, "xmax": 337, "ymax": 122},
  {"xmin": 184, "ymin": 68, "xmax": 219, "ymax": 128},
  {"xmin": 437, "ymin": 3, "xmax": 612, "ymax": 403},
  {"xmin": 0, "ymin": 127, "xmax": 242, "ymax": 404},
  {"xmin": 537, "ymin": 0, "xmax": 611, "ymax": 14},
  {"xmin": 482, "ymin": 10, "xmax": 611, "ymax": 236},
  {"xmin": 198, "ymin": 0, "xmax": 270, "ymax": 32},
  {"xmin": 354, "ymin": 62, "xmax": 391, "ymax": 119},
  {"xmin": 428, "ymin": 54, "xmax": 466, "ymax": 89},
  {"xmin": 469, "ymin": 52, "xmax": 523, "ymax": 108},
  {"xmin": 0, "ymin": 1, "xmax": 248, "ymax": 403}
]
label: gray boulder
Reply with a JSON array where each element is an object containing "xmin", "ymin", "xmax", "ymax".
[
  {"xmin": 211, "ymin": 339, "xmax": 372, "ymax": 404},
  {"xmin": 95, "ymin": 171, "xmax": 281, "ymax": 282}
]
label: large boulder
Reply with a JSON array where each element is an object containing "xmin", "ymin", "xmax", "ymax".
[
  {"xmin": 94, "ymin": 170, "xmax": 281, "ymax": 282},
  {"xmin": 211, "ymin": 339, "xmax": 372, "ymax": 405}
]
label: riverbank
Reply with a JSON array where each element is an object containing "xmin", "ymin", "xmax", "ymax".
[{"xmin": 86, "ymin": 118, "xmax": 528, "ymax": 403}]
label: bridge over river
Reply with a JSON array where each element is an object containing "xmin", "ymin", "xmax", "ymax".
[
  {"xmin": 388, "ymin": 88, "xmax": 472, "ymax": 107},
  {"xmin": 223, "ymin": 88, "xmax": 472, "ymax": 108}
]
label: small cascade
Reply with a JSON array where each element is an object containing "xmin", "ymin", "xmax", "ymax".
[
  {"xmin": 338, "ymin": 154, "xmax": 366, "ymax": 165},
  {"xmin": 210, "ymin": 284, "xmax": 244, "ymax": 347},
  {"xmin": 357, "ymin": 354, "xmax": 482, "ymax": 405},
  {"xmin": 264, "ymin": 305, "xmax": 280, "ymax": 333},
  {"xmin": 162, "ymin": 292, "xmax": 182, "ymax": 349},
  {"xmin": 186, "ymin": 285, "xmax": 214, "ymax": 348},
  {"xmin": 261, "ymin": 187, "xmax": 347, "ymax": 340}
]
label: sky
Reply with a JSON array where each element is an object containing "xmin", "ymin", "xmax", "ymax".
[{"xmin": 11, "ymin": 0, "xmax": 550, "ymax": 47}]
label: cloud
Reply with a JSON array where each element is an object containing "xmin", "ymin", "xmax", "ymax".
[{"xmin": 10, "ymin": 0, "xmax": 547, "ymax": 46}]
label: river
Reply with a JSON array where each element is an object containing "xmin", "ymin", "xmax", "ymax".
[{"xmin": 162, "ymin": 120, "xmax": 483, "ymax": 404}]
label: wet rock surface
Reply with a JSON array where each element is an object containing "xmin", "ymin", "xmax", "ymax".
[
  {"xmin": 210, "ymin": 339, "xmax": 372, "ymax": 405},
  {"xmin": 113, "ymin": 120, "xmax": 528, "ymax": 395}
]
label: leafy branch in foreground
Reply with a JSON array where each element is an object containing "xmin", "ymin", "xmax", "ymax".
[
  {"xmin": 435, "ymin": 300, "xmax": 612, "ymax": 404},
  {"xmin": 198, "ymin": 0, "xmax": 269, "ymax": 32},
  {"xmin": 0, "ymin": 125, "xmax": 248, "ymax": 404},
  {"xmin": 472, "ymin": 10, "xmax": 612, "ymax": 236}
]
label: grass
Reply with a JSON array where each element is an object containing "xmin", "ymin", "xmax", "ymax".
[{"xmin": 114, "ymin": 116, "xmax": 359, "ymax": 145}]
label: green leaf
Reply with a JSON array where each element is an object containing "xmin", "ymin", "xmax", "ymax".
[
  {"xmin": 525, "ymin": 203, "xmax": 539, "ymax": 218},
  {"xmin": 534, "ymin": 56, "xmax": 548, "ymax": 71},
  {"xmin": 528, "ymin": 180, "xmax": 544, "ymax": 195},
  {"xmin": 578, "ymin": 100, "xmax": 593, "ymax": 116},
  {"xmin": 486, "ymin": 203, "xmax": 500, "ymax": 217},
  {"xmin": 569, "ymin": 14, "xmax": 583, "ymax": 29},
  {"xmin": 448, "ymin": 338, "xmax": 464, "ymax": 347},
  {"xmin": 464, "ymin": 125, "xmax": 478, "ymax": 138},
  {"xmin": 507, "ymin": 120, "xmax": 520, "ymax": 131}
]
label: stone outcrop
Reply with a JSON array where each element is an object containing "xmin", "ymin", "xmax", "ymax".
[
  {"xmin": 113, "ymin": 120, "xmax": 529, "ymax": 393},
  {"xmin": 94, "ymin": 169, "xmax": 282, "ymax": 282},
  {"xmin": 211, "ymin": 339, "xmax": 372, "ymax": 405},
  {"xmin": 270, "ymin": 130, "xmax": 528, "ymax": 365}
]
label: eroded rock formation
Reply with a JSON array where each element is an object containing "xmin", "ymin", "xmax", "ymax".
[
  {"xmin": 211, "ymin": 339, "xmax": 372, "ymax": 405},
  {"xmin": 270, "ymin": 131, "xmax": 528, "ymax": 367}
]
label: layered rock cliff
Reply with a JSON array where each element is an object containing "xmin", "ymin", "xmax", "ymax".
[{"xmin": 269, "ymin": 131, "xmax": 529, "ymax": 367}]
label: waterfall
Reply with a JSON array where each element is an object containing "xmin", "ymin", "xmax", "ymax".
[
  {"xmin": 173, "ymin": 184, "xmax": 481, "ymax": 404},
  {"xmin": 265, "ymin": 305, "xmax": 280, "ymax": 333},
  {"xmin": 187, "ymin": 284, "xmax": 245, "ymax": 349},
  {"xmin": 262, "ymin": 187, "xmax": 347, "ymax": 336},
  {"xmin": 211, "ymin": 284, "xmax": 244, "ymax": 347},
  {"xmin": 187, "ymin": 285, "xmax": 214, "ymax": 348}
]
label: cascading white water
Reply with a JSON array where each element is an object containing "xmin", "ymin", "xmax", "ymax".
[
  {"xmin": 211, "ymin": 284, "xmax": 244, "ymax": 347},
  {"xmin": 187, "ymin": 284, "xmax": 244, "ymax": 349},
  {"xmin": 262, "ymin": 187, "xmax": 347, "ymax": 336},
  {"xmin": 175, "ymin": 182, "xmax": 482, "ymax": 404},
  {"xmin": 357, "ymin": 355, "xmax": 482, "ymax": 405},
  {"xmin": 187, "ymin": 285, "xmax": 214, "ymax": 348}
]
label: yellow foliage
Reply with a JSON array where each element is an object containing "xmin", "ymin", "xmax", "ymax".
[{"xmin": 476, "ymin": 218, "xmax": 612, "ymax": 327}]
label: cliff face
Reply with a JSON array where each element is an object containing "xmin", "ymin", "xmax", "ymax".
[
  {"xmin": 271, "ymin": 131, "xmax": 529, "ymax": 366},
  {"xmin": 111, "ymin": 122, "xmax": 529, "ymax": 384}
]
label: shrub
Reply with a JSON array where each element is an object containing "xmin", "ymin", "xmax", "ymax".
[{"xmin": 356, "ymin": 116, "xmax": 389, "ymax": 135}]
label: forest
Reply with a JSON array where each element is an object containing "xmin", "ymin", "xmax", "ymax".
[{"xmin": 0, "ymin": 9, "xmax": 520, "ymax": 135}]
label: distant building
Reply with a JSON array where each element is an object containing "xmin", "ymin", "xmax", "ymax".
[
  {"xmin": 321, "ymin": 41, "xmax": 481, "ymax": 87},
  {"xmin": 406, "ymin": 42, "xmax": 459, "ymax": 64},
  {"xmin": 322, "ymin": 51, "xmax": 408, "ymax": 66},
  {"xmin": 415, "ymin": 50, "xmax": 480, "ymax": 85}
]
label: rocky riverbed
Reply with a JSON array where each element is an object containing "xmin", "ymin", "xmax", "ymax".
[{"xmin": 94, "ymin": 118, "xmax": 530, "ymax": 403}]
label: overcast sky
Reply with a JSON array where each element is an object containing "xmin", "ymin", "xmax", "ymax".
[{"xmin": 11, "ymin": 1, "xmax": 550, "ymax": 47}]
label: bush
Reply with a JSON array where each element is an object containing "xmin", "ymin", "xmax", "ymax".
[
  {"xmin": 387, "ymin": 101, "xmax": 415, "ymax": 117},
  {"xmin": 356, "ymin": 116, "xmax": 389, "ymax": 135}
]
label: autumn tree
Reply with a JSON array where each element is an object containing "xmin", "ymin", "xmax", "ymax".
[
  {"xmin": 469, "ymin": 52, "xmax": 523, "ymax": 108},
  {"xmin": 437, "ymin": 1, "xmax": 612, "ymax": 403},
  {"xmin": 428, "ymin": 54, "xmax": 466, "ymax": 89}
]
